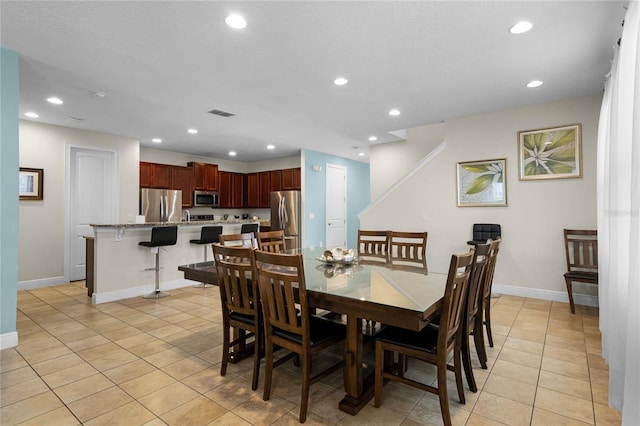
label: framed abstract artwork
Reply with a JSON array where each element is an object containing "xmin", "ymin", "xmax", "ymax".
[
  {"xmin": 518, "ymin": 124, "xmax": 582, "ymax": 180},
  {"xmin": 19, "ymin": 167, "xmax": 44, "ymax": 200},
  {"xmin": 456, "ymin": 159, "xmax": 507, "ymax": 207}
]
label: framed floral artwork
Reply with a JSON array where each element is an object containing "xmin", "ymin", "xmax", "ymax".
[
  {"xmin": 456, "ymin": 159, "xmax": 507, "ymax": 207},
  {"xmin": 518, "ymin": 124, "xmax": 582, "ymax": 180}
]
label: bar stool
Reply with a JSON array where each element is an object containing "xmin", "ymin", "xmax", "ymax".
[
  {"xmin": 189, "ymin": 225, "xmax": 222, "ymax": 288},
  {"xmin": 139, "ymin": 226, "xmax": 178, "ymax": 299},
  {"xmin": 240, "ymin": 222, "xmax": 259, "ymax": 236}
]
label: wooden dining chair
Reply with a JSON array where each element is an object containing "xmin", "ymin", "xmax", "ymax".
[
  {"xmin": 212, "ymin": 244, "xmax": 262, "ymax": 390},
  {"xmin": 388, "ymin": 231, "xmax": 428, "ymax": 273},
  {"xmin": 563, "ymin": 229, "xmax": 598, "ymax": 314},
  {"xmin": 374, "ymin": 249, "xmax": 475, "ymax": 426},
  {"xmin": 219, "ymin": 232, "xmax": 256, "ymax": 248},
  {"xmin": 254, "ymin": 250, "xmax": 346, "ymax": 423},
  {"xmin": 257, "ymin": 230, "xmax": 287, "ymax": 253},
  {"xmin": 357, "ymin": 230, "xmax": 390, "ymax": 265},
  {"xmin": 479, "ymin": 238, "xmax": 501, "ymax": 354}
]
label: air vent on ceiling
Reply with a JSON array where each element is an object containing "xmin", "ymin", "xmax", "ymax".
[
  {"xmin": 208, "ymin": 109, "xmax": 235, "ymax": 117},
  {"xmin": 67, "ymin": 116, "xmax": 84, "ymax": 123}
]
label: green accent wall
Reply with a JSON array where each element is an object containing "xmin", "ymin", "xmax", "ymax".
[
  {"xmin": 0, "ymin": 47, "xmax": 19, "ymax": 339},
  {"xmin": 303, "ymin": 149, "xmax": 370, "ymax": 249}
]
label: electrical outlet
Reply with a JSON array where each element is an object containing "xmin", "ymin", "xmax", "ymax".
[
  {"xmin": 309, "ymin": 213, "xmax": 315, "ymax": 219},
  {"xmin": 319, "ymin": 241, "xmax": 323, "ymax": 247}
]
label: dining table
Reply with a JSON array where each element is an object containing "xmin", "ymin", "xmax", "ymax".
[{"xmin": 178, "ymin": 246, "xmax": 450, "ymax": 415}]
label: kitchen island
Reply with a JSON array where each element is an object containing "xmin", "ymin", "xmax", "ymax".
[{"xmin": 89, "ymin": 220, "xmax": 262, "ymax": 304}]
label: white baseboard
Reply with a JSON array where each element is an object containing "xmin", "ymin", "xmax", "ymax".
[
  {"xmin": 0, "ymin": 331, "xmax": 19, "ymax": 350},
  {"xmin": 92, "ymin": 279, "xmax": 194, "ymax": 304},
  {"xmin": 18, "ymin": 276, "xmax": 66, "ymax": 291},
  {"xmin": 492, "ymin": 284, "xmax": 599, "ymax": 307}
]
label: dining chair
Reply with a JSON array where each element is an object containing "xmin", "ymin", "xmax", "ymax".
[
  {"xmin": 374, "ymin": 249, "xmax": 475, "ymax": 426},
  {"xmin": 460, "ymin": 243, "xmax": 490, "ymax": 392},
  {"xmin": 212, "ymin": 244, "xmax": 263, "ymax": 390},
  {"xmin": 254, "ymin": 250, "xmax": 346, "ymax": 423},
  {"xmin": 257, "ymin": 230, "xmax": 287, "ymax": 253},
  {"xmin": 219, "ymin": 232, "xmax": 256, "ymax": 248},
  {"xmin": 479, "ymin": 238, "xmax": 501, "ymax": 354},
  {"xmin": 388, "ymin": 231, "xmax": 428, "ymax": 273},
  {"xmin": 563, "ymin": 229, "xmax": 598, "ymax": 314},
  {"xmin": 357, "ymin": 230, "xmax": 390, "ymax": 265}
]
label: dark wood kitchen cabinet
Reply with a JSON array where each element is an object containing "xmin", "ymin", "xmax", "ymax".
[
  {"xmin": 246, "ymin": 173, "xmax": 259, "ymax": 207},
  {"xmin": 218, "ymin": 171, "xmax": 233, "ymax": 208},
  {"xmin": 282, "ymin": 167, "xmax": 301, "ymax": 190},
  {"xmin": 140, "ymin": 161, "xmax": 171, "ymax": 189},
  {"xmin": 188, "ymin": 162, "xmax": 218, "ymax": 191},
  {"xmin": 171, "ymin": 166, "xmax": 194, "ymax": 207},
  {"xmin": 270, "ymin": 170, "xmax": 282, "ymax": 192},
  {"xmin": 232, "ymin": 173, "xmax": 244, "ymax": 208},
  {"xmin": 258, "ymin": 171, "xmax": 271, "ymax": 207}
]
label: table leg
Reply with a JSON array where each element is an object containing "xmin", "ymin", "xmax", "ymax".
[{"xmin": 339, "ymin": 315, "xmax": 374, "ymax": 415}]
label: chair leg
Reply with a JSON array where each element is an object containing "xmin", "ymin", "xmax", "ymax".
[
  {"xmin": 437, "ymin": 357, "xmax": 452, "ymax": 426},
  {"xmin": 263, "ymin": 339, "xmax": 274, "ymax": 401},
  {"xmin": 374, "ymin": 342, "xmax": 384, "ymax": 407},
  {"xmin": 251, "ymin": 327, "xmax": 261, "ymax": 390},
  {"xmin": 484, "ymin": 300, "xmax": 494, "ymax": 348},
  {"xmin": 299, "ymin": 354, "xmax": 311, "ymax": 423},
  {"xmin": 461, "ymin": 326, "xmax": 477, "ymax": 393},
  {"xmin": 565, "ymin": 277, "xmax": 576, "ymax": 314},
  {"xmin": 454, "ymin": 341, "xmax": 466, "ymax": 404},
  {"xmin": 473, "ymin": 317, "xmax": 488, "ymax": 369}
]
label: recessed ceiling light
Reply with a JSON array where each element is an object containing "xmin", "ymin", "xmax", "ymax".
[
  {"xmin": 267, "ymin": 144, "xmax": 275, "ymax": 150},
  {"xmin": 509, "ymin": 21, "xmax": 533, "ymax": 34},
  {"xmin": 389, "ymin": 109, "xmax": 401, "ymax": 116},
  {"xmin": 47, "ymin": 97, "xmax": 63, "ymax": 105},
  {"xmin": 187, "ymin": 129, "xmax": 198, "ymax": 134},
  {"xmin": 25, "ymin": 112, "xmax": 39, "ymax": 118},
  {"xmin": 527, "ymin": 80, "xmax": 543, "ymax": 88},
  {"xmin": 368, "ymin": 136, "xmax": 377, "ymax": 142},
  {"xmin": 333, "ymin": 77, "xmax": 348, "ymax": 86},
  {"xmin": 358, "ymin": 152, "xmax": 366, "ymax": 157},
  {"xmin": 229, "ymin": 151, "xmax": 237, "ymax": 156},
  {"xmin": 152, "ymin": 138, "xmax": 162, "ymax": 143},
  {"xmin": 225, "ymin": 14, "xmax": 247, "ymax": 29}
]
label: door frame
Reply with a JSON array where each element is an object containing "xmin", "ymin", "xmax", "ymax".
[
  {"xmin": 64, "ymin": 144, "xmax": 119, "ymax": 283},
  {"xmin": 325, "ymin": 163, "xmax": 347, "ymax": 248}
]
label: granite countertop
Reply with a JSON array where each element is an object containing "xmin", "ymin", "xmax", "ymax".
[{"xmin": 91, "ymin": 219, "xmax": 266, "ymax": 228}]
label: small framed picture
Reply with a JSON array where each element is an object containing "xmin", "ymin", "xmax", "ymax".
[
  {"xmin": 456, "ymin": 159, "xmax": 507, "ymax": 207},
  {"xmin": 518, "ymin": 124, "xmax": 582, "ymax": 180},
  {"xmin": 19, "ymin": 168, "xmax": 44, "ymax": 200}
]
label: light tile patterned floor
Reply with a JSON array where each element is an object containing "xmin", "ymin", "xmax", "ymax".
[{"xmin": 0, "ymin": 282, "xmax": 622, "ymax": 425}]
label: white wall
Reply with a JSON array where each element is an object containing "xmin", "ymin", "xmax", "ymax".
[
  {"xmin": 18, "ymin": 121, "xmax": 139, "ymax": 284},
  {"xmin": 362, "ymin": 95, "xmax": 600, "ymax": 302}
]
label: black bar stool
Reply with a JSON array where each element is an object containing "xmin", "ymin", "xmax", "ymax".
[
  {"xmin": 139, "ymin": 226, "xmax": 178, "ymax": 299},
  {"xmin": 240, "ymin": 222, "xmax": 259, "ymax": 236},
  {"xmin": 189, "ymin": 225, "xmax": 223, "ymax": 288}
]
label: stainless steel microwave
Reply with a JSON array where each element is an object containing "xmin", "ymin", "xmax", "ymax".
[{"xmin": 193, "ymin": 190, "xmax": 219, "ymax": 207}]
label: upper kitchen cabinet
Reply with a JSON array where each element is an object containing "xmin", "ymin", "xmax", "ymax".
[
  {"xmin": 140, "ymin": 161, "xmax": 171, "ymax": 189},
  {"xmin": 232, "ymin": 173, "xmax": 244, "ymax": 208},
  {"xmin": 258, "ymin": 171, "xmax": 271, "ymax": 207},
  {"xmin": 188, "ymin": 162, "xmax": 218, "ymax": 191},
  {"xmin": 218, "ymin": 171, "xmax": 233, "ymax": 208},
  {"xmin": 270, "ymin": 169, "xmax": 282, "ymax": 192},
  {"xmin": 282, "ymin": 167, "xmax": 301, "ymax": 190},
  {"xmin": 246, "ymin": 173, "xmax": 259, "ymax": 208},
  {"xmin": 171, "ymin": 166, "xmax": 194, "ymax": 207}
]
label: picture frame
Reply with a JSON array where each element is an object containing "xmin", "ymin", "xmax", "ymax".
[
  {"xmin": 19, "ymin": 167, "xmax": 44, "ymax": 200},
  {"xmin": 456, "ymin": 158, "xmax": 507, "ymax": 207},
  {"xmin": 518, "ymin": 123, "xmax": 582, "ymax": 180}
]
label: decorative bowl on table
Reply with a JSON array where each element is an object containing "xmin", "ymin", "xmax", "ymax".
[{"xmin": 316, "ymin": 248, "xmax": 357, "ymax": 265}]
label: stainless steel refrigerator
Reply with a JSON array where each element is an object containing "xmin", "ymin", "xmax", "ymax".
[
  {"xmin": 140, "ymin": 189, "xmax": 183, "ymax": 223},
  {"xmin": 270, "ymin": 190, "xmax": 301, "ymax": 249}
]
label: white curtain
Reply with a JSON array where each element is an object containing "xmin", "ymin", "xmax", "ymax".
[{"xmin": 597, "ymin": 1, "xmax": 640, "ymax": 425}]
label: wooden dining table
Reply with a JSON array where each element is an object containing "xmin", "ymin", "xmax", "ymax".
[{"xmin": 178, "ymin": 247, "xmax": 450, "ymax": 415}]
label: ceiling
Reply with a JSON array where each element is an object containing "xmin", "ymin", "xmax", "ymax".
[{"xmin": 1, "ymin": 1, "xmax": 626, "ymax": 163}]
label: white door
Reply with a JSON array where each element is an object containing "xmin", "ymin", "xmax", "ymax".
[
  {"xmin": 326, "ymin": 163, "xmax": 347, "ymax": 248},
  {"xmin": 69, "ymin": 147, "xmax": 116, "ymax": 281}
]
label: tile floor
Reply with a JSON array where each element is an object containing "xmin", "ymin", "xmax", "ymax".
[{"xmin": 0, "ymin": 282, "xmax": 622, "ymax": 425}]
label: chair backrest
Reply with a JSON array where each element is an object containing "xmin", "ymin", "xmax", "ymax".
[
  {"xmin": 564, "ymin": 229, "xmax": 598, "ymax": 273},
  {"xmin": 212, "ymin": 244, "xmax": 258, "ymax": 319},
  {"xmin": 466, "ymin": 243, "xmax": 490, "ymax": 324},
  {"xmin": 481, "ymin": 239, "xmax": 501, "ymax": 302},
  {"xmin": 151, "ymin": 225, "xmax": 178, "ymax": 246},
  {"xmin": 357, "ymin": 230, "xmax": 390, "ymax": 264},
  {"xmin": 257, "ymin": 230, "xmax": 287, "ymax": 253},
  {"xmin": 388, "ymin": 231, "xmax": 428, "ymax": 273},
  {"xmin": 471, "ymin": 224, "xmax": 501, "ymax": 243},
  {"xmin": 200, "ymin": 226, "xmax": 223, "ymax": 243},
  {"xmin": 254, "ymin": 250, "xmax": 310, "ymax": 346},
  {"xmin": 241, "ymin": 223, "xmax": 259, "ymax": 235},
  {"xmin": 219, "ymin": 232, "xmax": 256, "ymax": 248},
  {"xmin": 439, "ymin": 250, "xmax": 475, "ymax": 349}
]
